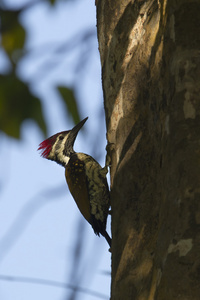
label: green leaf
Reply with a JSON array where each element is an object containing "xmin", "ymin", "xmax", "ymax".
[
  {"xmin": 0, "ymin": 73, "xmax": 46, "ymax": 138},
  {"xmin": 49, "ymin": 0, "xmax": 56, "ymax": 4},
  {"xmin": 47, "ymin": 0, "xmax": 72, "ymax": 5},
  {"xmin": 1, "ymin": 10, "xmax": 26, "ymax": 60},
  {"xmin": 57, "ymin": 86, "xmax": 80, "ymax": 125}
]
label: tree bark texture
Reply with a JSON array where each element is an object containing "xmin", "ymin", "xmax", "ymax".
[{"xmin": 96, "ymin": 0, "xmax": 200, "ymax": 299}]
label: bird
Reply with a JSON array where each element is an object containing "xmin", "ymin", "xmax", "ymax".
[{"xmin": 38, "ymin": 117, "xmax": 111, "ymax": 247}]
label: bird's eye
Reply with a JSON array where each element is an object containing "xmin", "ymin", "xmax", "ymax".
[{"xmin": 59, "ymin": 136, "xmax": 64, "ymax": 141}]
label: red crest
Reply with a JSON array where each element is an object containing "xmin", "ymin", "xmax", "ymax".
[{"xmin": 38, "ymin": 133, "xmax": 59, "ymax": 158}]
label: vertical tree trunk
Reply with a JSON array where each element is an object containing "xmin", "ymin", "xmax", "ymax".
[{"xmin": 97, "ymin": 1, "xmax": 200, "ymax": 299}]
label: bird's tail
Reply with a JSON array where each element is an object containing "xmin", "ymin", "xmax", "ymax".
[
  {"xmin": 102, "ymin": 230, "xmax": 112, "ymax": 247},
  {"xmin": 90, "ymin": 216, "xmax": 112, "ymax": 247}
]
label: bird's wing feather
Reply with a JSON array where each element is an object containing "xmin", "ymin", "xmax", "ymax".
[{"xmin": 65, "ymin": 154, "xmax": 91, "ymax": 224}]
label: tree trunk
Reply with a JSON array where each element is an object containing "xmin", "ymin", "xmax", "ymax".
[{"xmin": 96, "ymin": 1, "xmax": 200, "ymax": 299}]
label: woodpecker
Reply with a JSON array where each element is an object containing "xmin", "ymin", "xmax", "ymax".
[{"xmin": 38, "ymin": 117, "xmax": 111, "ymax": 247}]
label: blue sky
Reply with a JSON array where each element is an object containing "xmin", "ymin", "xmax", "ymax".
[{"xmin": 0, "ymin": 0, "xmax": 111, "ymax": 299}]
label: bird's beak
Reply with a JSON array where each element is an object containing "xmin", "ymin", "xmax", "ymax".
[{"xmin": 69, "ymin": 117, "xmax": 88, "ymax": 144}]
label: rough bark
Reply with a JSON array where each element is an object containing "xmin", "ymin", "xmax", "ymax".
[{"xmin": 96, "ymin": 0, "xmax": 200, "ymax": 299}]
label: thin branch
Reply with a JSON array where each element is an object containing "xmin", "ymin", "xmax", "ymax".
[
  {"xmin": 0, "ymin": 274, "xmax": 108, "ymax": 299},
  {"xmin": 24, "ymin": 28, "xmax": 96, "ymax": 57},
  {"xmin": 24, "ymin": 28, "xmax": 96, "ymax": 82},
  {"xmin": 0, "ymin": 184, "xmax": 66, "ymax": 262}
]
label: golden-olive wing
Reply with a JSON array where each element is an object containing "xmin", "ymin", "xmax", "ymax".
[
  {"xmin": 65, "ymin": 153, "xmax": 110, "ymax": 236},
  {"xmin": 65, "ymin": 154, "xmax": 92, "ymax": 224}
]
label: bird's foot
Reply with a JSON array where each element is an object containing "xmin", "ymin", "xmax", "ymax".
[{"xmin": 105, "ymin": 142, "xmax": 115, "ymax": 168}]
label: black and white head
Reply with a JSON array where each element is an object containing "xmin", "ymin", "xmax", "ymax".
[{"xmin": 38, "ymin": 117, "xmax": 88, "ymax": 167}]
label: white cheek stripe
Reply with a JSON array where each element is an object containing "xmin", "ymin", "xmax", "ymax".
[
  {"xmin": 57, "ymin": 134, "xmax": 70, "ymax": 165},
  {"xmin": 49, "ymin": 133, "xmax": 70, "ymax": 165},
  {"xmin": 62, "ymin": 155, "xmax": 70, "ymax": 165}
]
